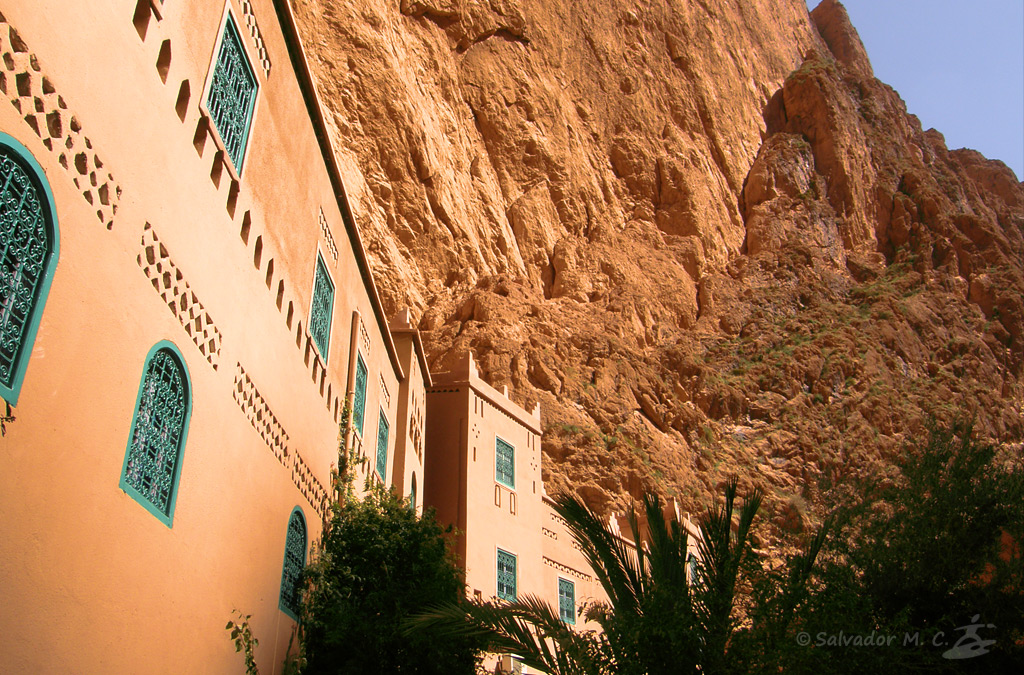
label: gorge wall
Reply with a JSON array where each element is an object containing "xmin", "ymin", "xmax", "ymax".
[{"xmin": 292, "ymin": 0, "xmax": 1024, "ymax": 536}]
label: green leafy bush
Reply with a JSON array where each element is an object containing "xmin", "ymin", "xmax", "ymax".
[{"xmin": 299, "ymin": 487, "xmax": 482, "ymax": 675}]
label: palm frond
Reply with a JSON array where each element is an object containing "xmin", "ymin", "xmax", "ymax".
[
  {"xmin": 553, "ymin": 493, "xmax": 645, "ymax": 621},
  {"xmin": 406, "ymin": 594, "xmax": 608, "ymax": 675}
]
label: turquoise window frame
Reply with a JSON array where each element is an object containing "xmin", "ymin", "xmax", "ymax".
[
  {"xmin": 204, "ymin": 10, "xmax": 259, "ymax": 174},
  {"xmin": 375, "ymin": 408, "xmax": 389, "ymax": 482},
  {"xmin": 495, "ymin": 436, "xmax": 515, "ymax": 489},
  {"xmin": 559, "ymin": 578, "xmax": 576, "ymax": 624},
  {"xmin": 0, "ymin": 132, "xmax": 60, "ymax": 407},
  {"xmin": 352, "ymin": 352, "xmax": 367, "ymax": 436},
  {"xmin": 308, "ymin": 251, "xmax": 335, "ymax": 362},
  {"xmin": 279, "ymin": 506, "xmax": 307, "ymax": 621},
  {"xmin": 118, "ymin": 340, "xmax": 192, "ymax": 528},
  {"xmin": 496, "ymin": 548, "xmax": 517, "ymax": 601}
]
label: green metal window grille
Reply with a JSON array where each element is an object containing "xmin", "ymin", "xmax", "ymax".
[
  {"xmin": 121, "ymin": 345, "xmax": 190, "ymax": 525},
  {"xmin": 279, "ymin": 508, "xmax": 307, "ymax": 620},
  {"xmin": 495, "ymin": 437, "xmax": 515, "ymax": 489},
  {"xmin": 559, "ymin": 578, "xmax": 576, "ymax": 624},
  {"xmin": 496, "ymin": 549, "xmax": 517, "ymax": 601},
  {"xmin": 375, "ymin": 409, "xmax": 389, "ymax": 481},
  {"xmin": 0, "ymin": 142, "xmax": 56, "ymax": 404},
  {"xmin": 353, "ymin": 353, "xmax": 367, "ymax": 435},
  {"xmin": 410, "ymin": 475, "xmax": 417, "ymax": 512},
  {"xmin": 687, "ymin": 553, "xmax": 700, "ymax": 586},
  {"xmin": 206, "ymin": 15, "xmax": 258, "ymax": 172},
  {"xmin": 309, "ymin": 254, "xmax": 334, "ymax": 360}
]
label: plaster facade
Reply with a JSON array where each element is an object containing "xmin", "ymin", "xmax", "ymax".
[
  {"xmin": 0, "ymin": 1, "xmax": 699, "ymax": 673},
  {"xmin": 0, "ymin": 1, "xmax": 415, "ymax": 672}
]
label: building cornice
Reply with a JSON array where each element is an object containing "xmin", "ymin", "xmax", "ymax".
[{"xmin": 272, "ymin": 0, "xmax": 405, "ymax": 382}]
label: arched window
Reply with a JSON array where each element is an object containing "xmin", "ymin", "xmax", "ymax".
[
  {"xmin": 410, "ymin": 473, "xmax": 417, "ymax": 512},
  {"xmin": 279, "ymin": 507, "xmax": 307, "ymax": 620},
  {"xmin": 0, "ymin": 132, "xmax": 59, "ymax": 406},
  {"xmin": 119, "ymin": 341, "xmax": 192, "ymax": 527}
]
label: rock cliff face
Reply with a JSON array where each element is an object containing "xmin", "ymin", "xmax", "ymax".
[{"xmin": 294, "ymin": 0, "xmax": 1024, "ymax": 528}]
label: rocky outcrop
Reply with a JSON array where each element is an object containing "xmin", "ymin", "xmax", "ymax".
[
  {"xmin": 295, "ymin": 0, "xmax": 1024, "ymax": 536},
  {"xmin": 809, "ymin": 0, "xmax": 872, "ymax": 78}
]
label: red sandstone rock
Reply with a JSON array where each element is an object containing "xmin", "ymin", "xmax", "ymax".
[{"xmin": 295, "ymin": 0, "xmax": 1024, "ymax": 535}]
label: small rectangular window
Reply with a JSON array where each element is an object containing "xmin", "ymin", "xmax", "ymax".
[
  {"xmin": 496, "ymin": 549, "xmax": 517, "ymax": 601},
  {"xmin": 205, "ymin": 13, "xmax": 258, "ymax": 172},
  {"xmin": 353, "ymin": 353, "xmax": 367, "ymax": 435},
  {"xmin": 495, "ymin": 437, "xmax": 515, "ymax": 489},
  {"xmin": 687, "ymin": 553, "xmax": 701, "ymax": 587},
  {"xmin": 559, "ymin": 578, "xmax": 575, "ymax": 624},
  {"xmin": 375, "ymin": 409, "xmax": 389, "ymax": 482},
  {"xmin": 309, "ymin": 253, "xmax": 335, "ymax": 361}
]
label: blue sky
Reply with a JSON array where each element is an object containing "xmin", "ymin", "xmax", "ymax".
[{"xmin": 805, "ymin": 0, "xmax": 1024, "ymax": 179}]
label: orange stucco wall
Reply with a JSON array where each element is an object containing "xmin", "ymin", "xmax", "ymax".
[
  {"xmin": 0, "ymin": 1, "xmax": 413, "ymax": 672},
  {"xmin": 426, "ymin": 354, "xmax": 575, "ymax": 613},
  {"xmin": 388, "ymin": 312, "xmax": 429, "ymax": 513},
  {"xmin": 0, "ymin": 3, "xmax": 699, "ymax": 672}
]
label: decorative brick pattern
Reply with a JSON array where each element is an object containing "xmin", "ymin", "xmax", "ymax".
[
  {"xmin": 359, "ymin": 318, "xmax": 371, "ymax": 355},
  {"xmin": 291, "ymin": 448, "xmax": 329, "ymax": 520},
  {"xmin": 318, "ymin": 207, "xmax": 338, "ymax": 262},
  {"xmin": 409, "ymin": 393, "xmax": 424, "ymax": 459},
  {"xmin": 233, "ymin": 363, "xmax": 290, "ymax": 463},
  {"xmin": 233, "ymin": 362, "xmax": 329, "ymax": 520},
  {"xmin": 240, "ymin": 0, "xmax": 272, "ymax": 77},
  {"xmin": 543, "ymin": 556, "xmax": 592, "ymax": 583},
  {"xmin": 379, "ymin": 374, "xmax": 390, "ymax": 408},
  {"xmin": 0, "ymin": 18, "xmax": 121, "ymax": 229},
  {"xmin": 138, "ymin": 223, "xmax": 223, "ymax": 369}
]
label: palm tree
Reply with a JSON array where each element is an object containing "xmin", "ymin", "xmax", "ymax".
[{"xmin": 408, "ymin": 478, "xmax": 799, "ymax": 675}]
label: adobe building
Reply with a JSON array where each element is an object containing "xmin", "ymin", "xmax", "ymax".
[
  {"xmin": 0, "ymin": 0, "xmax": 421, "ymax": 671},
  {"xmin": 425, "ymin": 352, "xmax": 702, "ymax": 649},
  {"xmin": 425, "ymin": 352, "xmax": 547, "ymax": 607}
]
